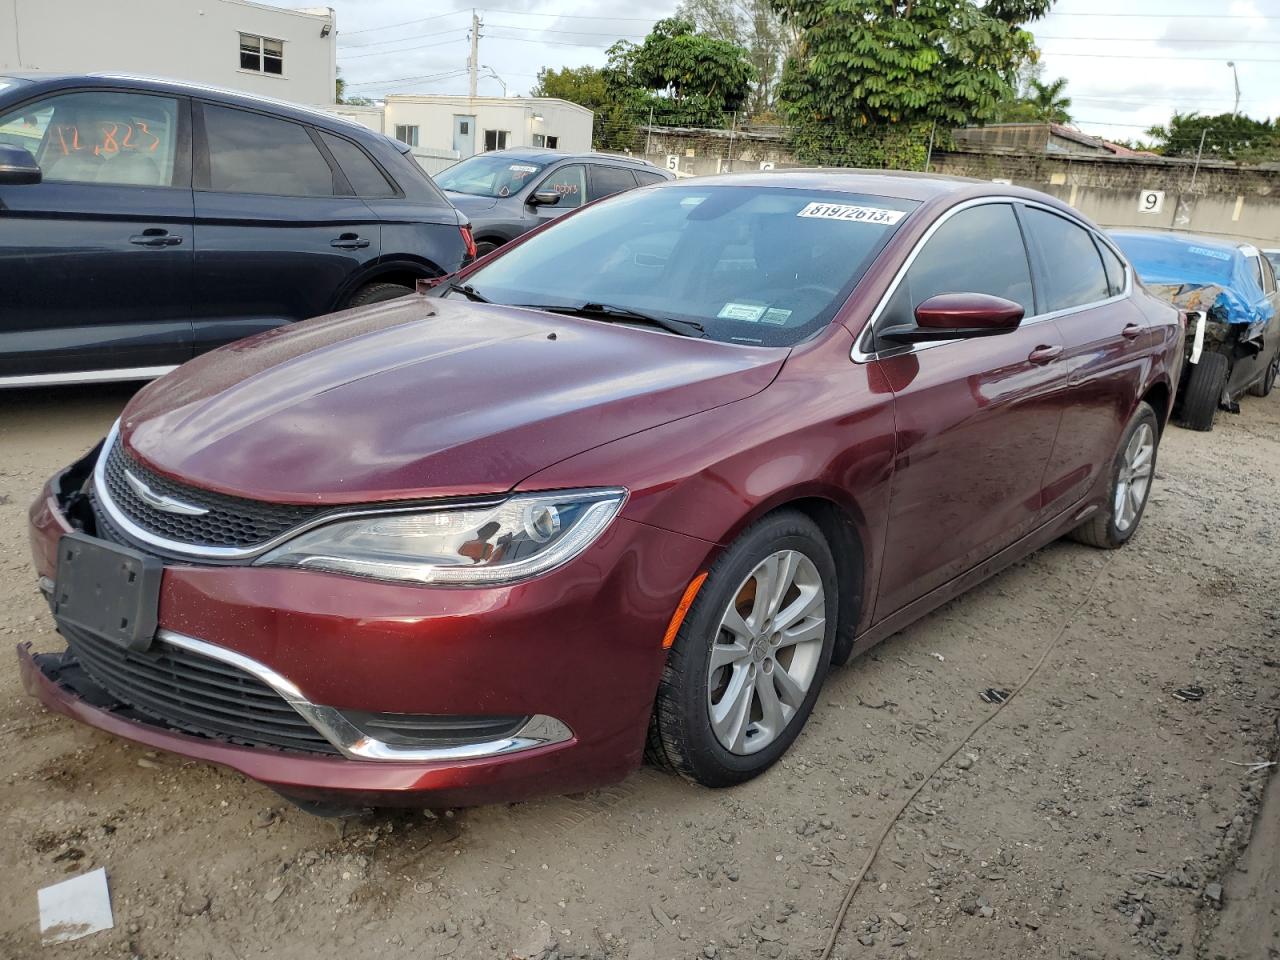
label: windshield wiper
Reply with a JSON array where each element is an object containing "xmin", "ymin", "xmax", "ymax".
[
  {"xmin": 447, "ymin": 282, "xmax": 489, "ymax": 302},
  {"xmin": 523, "ymin": 302, "xmax": 705, "ymax": 338}
]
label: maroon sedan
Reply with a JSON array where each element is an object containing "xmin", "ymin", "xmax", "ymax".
[{"xmin": 21, "ymin": 172, "xmax": 1182, "ymax": 809}]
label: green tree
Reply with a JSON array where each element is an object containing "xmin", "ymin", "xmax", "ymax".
[
  {"xmin": 531, "ymin": 66, "xmax": 610, "ymax": 112},
  {"xmin": 605, "ymin": 17, "xmax": 755, "ymax": 128},
  {"xmin": 1027, "ymin": 77, "xmax": 1072, "ymax": 123},
  {"xmin": 677, "ymin": 0, "xmax": 798, "ymax": 117},
  {"xmin": 334, "ymin": 68, "xmax": 372, "ymax": 106},
  {"xmin": 1145, "ymin": 111, "xmax": 1280, "ymax": 163},
  {"xmin": 773, "ymin": 0, "xmax": 1054, "ymax": 166}
]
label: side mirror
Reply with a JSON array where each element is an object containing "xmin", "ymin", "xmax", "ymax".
[
  {"xmin": 528, "ymin": 189, "xmax": 561, "ymax": 207},
  {"xmin": 880, "ymin": 293, "xmax": 1024, "ymax": 344},
  {"xmin": 0, "ymin": 144, "xmax": 41, "ymax": 185}
]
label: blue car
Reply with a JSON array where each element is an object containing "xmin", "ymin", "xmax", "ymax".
[
  {"xmin": 1111, "ymin": 229, "xmax": 1280, "ymax": 430},
  {"xmin": 0, "ymin": 73, "xmax": 472, "ymax": 388}
]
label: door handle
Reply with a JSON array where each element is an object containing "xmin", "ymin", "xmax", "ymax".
[
  {"xmin": 1121, "ymin": 323, "xmax": 1142, "ymax": 340},
  {"xmin": 1027, "ymin": 344, "xmax": 1064, "ymax": 365},
  {"xmin": 129, "ymin": 229, "xmax": 183, "ymax": 247},
  {"xmin": 330, "ymin": 234, "xmax": 371, "ymax": 249}
]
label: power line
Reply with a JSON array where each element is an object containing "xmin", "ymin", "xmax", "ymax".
[
  {"xmin": 341, "ymin": 10, "xmax": 468, "ymax": 37},
  {"xmin": 346, "ymin": 69, "xmax": 470, "ymax": 89},
  {"xmin": 1045, "ymin": 10, "xmax": 1280, "ymax": 17},
  {"xmin": 338, "ymin": 34, "xmax": 468, "ymax": 61},
  {"xmin": 481, "ymin": 9, "xmax": 660, "ymax": 21},
  {"xmin": 486, "ymin": 21, "xmax": 648, "ymax": 39},
  {"xmin": 1040, "ymin": 51, "xmax": 1280, "ymax": 63},
  {"xmin": 340, "ymin": 28, "xmax": 468, "ymax": 51},
  {"xmin": 1036, "ymin": 34, "xmax": 1280, "ymax": 43}
]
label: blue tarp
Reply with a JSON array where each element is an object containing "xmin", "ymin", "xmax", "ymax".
[{"xmin": 1110, "ymin": 230, "xmax": 1272, "ymax": 332}]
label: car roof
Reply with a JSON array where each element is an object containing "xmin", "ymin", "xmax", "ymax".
[
  {"xmin": 1, "ymin": 71, "xmax": 382, "ymax": 140},
  {"xmin": 485, "ymin": 147, "xmax": 660, "ymax": 168}
]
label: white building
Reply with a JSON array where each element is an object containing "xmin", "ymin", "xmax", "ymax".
[
  {"xmin": 329, "ymin": 95, "xmax": 594, "ymax": 174},
  {"xmin": 0, "ymin": 0, "xmax": 337, "ymax": 106}
]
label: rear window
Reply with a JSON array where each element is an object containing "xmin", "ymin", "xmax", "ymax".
[
  {"xmin": 1023, "ymin": 207, "xmax": 1110, "ymax": 311},
  {"xmin": 455, "ymin": 185, "xmax": 918, "ymax": 347},
  {"xmin": 320, "ymin": 131, "xmax": 396, "ymax": 198}
]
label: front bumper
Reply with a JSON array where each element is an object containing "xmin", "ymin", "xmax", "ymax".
[{"xmin": 25, "ymin": 474, "xmax": 711, "ymax": 806}]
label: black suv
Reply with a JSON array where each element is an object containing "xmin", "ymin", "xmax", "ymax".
[
  {"xmin": 434, "ymin": 148, "xmax": 673, "ymax": 256},
  {"xmin": 0, "ymin": 73, "xmax": 472, "ymax": 387}
]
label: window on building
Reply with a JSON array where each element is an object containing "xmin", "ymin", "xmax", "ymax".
[
  {"xmin": 483, "ymin": 129, "xmax": 509, "ymax": 152},
  {"xmin": 531, "ymin": 134, "xmax": 560, "ymax": 149},
  {"xmin": 0, "ymin": 91, "xmax": 180, "ymax": 188},
  {"xmin": 203, "ymin": 104, "xmax": 335, "ymax": 197},
  {"xmin": 320, "ymin": 131, "xmax": 397, "ymax": 198},
  {"xmin": 239, "ymin": 34, "xmax": 284, "ymax": 75},
  {"xmin": 394, "ymin": 125, "xmax": 419, "ymax": 147}
]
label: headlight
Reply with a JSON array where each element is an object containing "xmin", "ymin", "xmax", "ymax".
[{"xmin": 254, "ymin": 489, "xmax": 626, "ymax": 585}]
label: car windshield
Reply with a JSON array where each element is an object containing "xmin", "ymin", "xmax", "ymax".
[
  {"xmin": 435, "ymin": 154, "xmax": 550, "ymax": 198},
  {"xmin": 450, "ymin": 185, "xmax": 918, "ymax": 347}
]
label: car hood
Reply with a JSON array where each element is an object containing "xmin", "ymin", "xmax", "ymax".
[
  {"xmin": 120, "ymin": 297, "xmax": 785, "ymax": 505},
  {"xmin": 443, "ymin": 191, "xmax": 501, "ymax": 213}
]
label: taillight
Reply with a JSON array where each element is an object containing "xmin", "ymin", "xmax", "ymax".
[{"xmin": 459, "ymin": 224, "xmax": 477, "ymax": 263}]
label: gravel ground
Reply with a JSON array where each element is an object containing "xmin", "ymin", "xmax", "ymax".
[{"xmin": 0, "ymin": 381, "xmax": 1277, "ymax": 960}]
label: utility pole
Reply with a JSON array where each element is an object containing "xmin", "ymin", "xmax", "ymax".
[
  {"xmin": 726, "ymin": 112, "xmax": 738, "ymax": 172},
  {"xmin": 644, "ymin": 104, "xmax": 654, "ymax": 156},
  {"xmin": 468, "ymin": 9, "xmax": 481, "ymax": 99},
  {"xmin": 1227, "ymin": 61, "xmax": 1240, "ymax": 117}
]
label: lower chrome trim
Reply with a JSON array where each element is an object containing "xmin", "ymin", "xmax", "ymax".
[
  {"xmin": 158, "ymin": 629, "xmax": 573, "ymax": 762},
  {"xmin": 0, "ymin": 365, "xmax": 177, "ymax": 388}
]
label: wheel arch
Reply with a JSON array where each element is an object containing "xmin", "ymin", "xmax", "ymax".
[
  {"xmin": 704, "ymin": 489, "xmax": 871, "ymax": 668},
  {"xmin": 330, "ymin": 257, "xmax": 446, "ymax": 310},
  {"xmin": 1139, "ymin": 377, "xmax": 1173, "ymax": 433}
]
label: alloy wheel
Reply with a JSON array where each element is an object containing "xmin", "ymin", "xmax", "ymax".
[
  {"xmin": 1114, "ymin": 421, "xmax": 1155, "ymax": 533},
  {"xmin": 706, "ymin": 550, "xmax": 826, "ymax": 755}
]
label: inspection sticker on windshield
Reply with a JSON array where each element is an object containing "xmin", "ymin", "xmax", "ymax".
[
  {"xmin": 797, "ymin": 202, "xmax": 905, "ymax": 225},
  {"xmin": 509, "ymin": 164, "xmax": 539, "ymax": 173},
  {"xmin": 718, "ymin": 302, "xmax": 766, "ymax": 321}
]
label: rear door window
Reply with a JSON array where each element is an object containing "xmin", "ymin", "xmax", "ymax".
[
  {"xmin": 1023, "ymin": 207, "xmax": 1110, "ymax": 311},
  {"xmin": 590, "ymin": 164, "xmax": 638, "ymax": 200},
  {"xmin": 319, "ymin": 131, "xmax": 396, "ymax": 198},
  {"xmin": 877, "ymin": 202, "xmax": 1035, "ymax": 336},
  {"xmin": 202, "ymin": 104, "xmax": 335, "ymax": 197},
  {"xmin": 1097, "ymin": 240, "xmax": 1127, "ymax": 297}
]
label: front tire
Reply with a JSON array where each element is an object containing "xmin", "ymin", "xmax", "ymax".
[
  {"xmin": 647, "ymin": 511, "xmax": 837, "ymax": 787},
  {"xmin": 1176, "ymin": 351, "xmax": 1229, "ymax": 431},
  {"xmin": 1070, "ymin": 401, "xmax": 1160, "ymax": 549}
]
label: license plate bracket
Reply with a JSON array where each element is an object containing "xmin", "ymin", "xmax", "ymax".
[{"xmin": 54, "ymin": 532, "xmax": 163, "ymax": 652}]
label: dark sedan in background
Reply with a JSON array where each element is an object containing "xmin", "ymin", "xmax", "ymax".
[
  {"xmin": 0, "ymin": 73, "xmax": 472, "ymax": 388},
  {"xmin": 22, "ymin": 171, "xmax": 1181, "ymax": 810},
  {"xmin": 434, "ymin": 147, "xmax": 672, "ymax": 256}
]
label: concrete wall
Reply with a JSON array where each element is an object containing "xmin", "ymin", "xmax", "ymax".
[
  {"xmin": 383, "ymin": 96, "xmax": 592, "ymax": 160},
  {"xmin": 634, "ymin": 127, "xmax": 1280, "ymax": 246},
  {"xmin": 0, "ymin": 0, "xmax": 337, "ymax": 106}
]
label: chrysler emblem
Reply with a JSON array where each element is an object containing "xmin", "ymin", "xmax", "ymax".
[{"xmin": 123, "ymin": 470, "xmax": 210, "ymax": 517}]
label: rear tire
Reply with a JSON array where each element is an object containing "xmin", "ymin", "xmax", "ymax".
[
  {"xmin": 1248, "ymin": 352, "xmax": 1278, "ymax": 398},
  {"xmin": 1070, "ymin": 401, "xmax": 1159, "ymax": 549},
  {"xmin": 474, "ymin": 240, "xmax": 500, "ymax": 258},
  {"xmin": 647, "ymin": 511, "xmax": 837, "ymax": 787},
  {"xmin": 344, "ymin": 282, "xmax": 414, "ymax": 309},
  {"xmin": 1176, "ymin": 351, "xmax": 1229, "ymax": 431}
]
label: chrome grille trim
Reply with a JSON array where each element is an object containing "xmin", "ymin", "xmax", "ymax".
[{"xmin": 92, "ymin": 419, "xmax": 505, "ymax": 561}]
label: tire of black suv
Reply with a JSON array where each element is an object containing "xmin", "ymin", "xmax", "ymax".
[
  {"xmin": 1070, "ymin": 401, "xmax": 1160, "ymax": 550},
  {"xmin": 474, "ymin": 240, "xmax": 500, "ymax": 258},
  {"xmin": 647, "ymin": 510, "xmax": 837, "ymax": 788},
  {"xmin": 344, "ymin": 282, "xmax": 414, "ymax": 309},
  {"xmin": 1176, "ymin": 351, "xmax": 1229, "ymax": 431}
]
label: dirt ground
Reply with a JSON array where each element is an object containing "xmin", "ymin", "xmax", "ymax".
[{"xmin": 0, "ymin": 382, "xmax": 1277, "ymax": 960}]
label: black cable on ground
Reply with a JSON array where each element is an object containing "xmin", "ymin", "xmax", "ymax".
[{"xmin": 819, "ymin": 560, "xmax": 1109, "ymax": 960}]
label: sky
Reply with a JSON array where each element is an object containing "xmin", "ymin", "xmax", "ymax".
[{"xmin": 283, "ymin": 0, "xmax": 1280, "ymax": 144}]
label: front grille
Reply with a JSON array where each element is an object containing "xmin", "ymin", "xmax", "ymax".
[
  {"xmin": 62, "ymin": 623, "xmax": 340, "ymax": 755},
  {"xmin": 98, "ymin": 438, "xmax": 325, "ymax": 549}
]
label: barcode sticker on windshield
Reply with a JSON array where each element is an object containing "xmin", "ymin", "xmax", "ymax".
[
  {"xmin": 797, "ymin": 202, "xmax": 905, "ymax": 225},
  {"xmin": 509, "ymin": 164, "xmax": 539, "ymax": 173}
]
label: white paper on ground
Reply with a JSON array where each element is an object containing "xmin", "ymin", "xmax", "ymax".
[{"xmin": 38, "ymin": 867, "xmax": 114, "ymax": 945}]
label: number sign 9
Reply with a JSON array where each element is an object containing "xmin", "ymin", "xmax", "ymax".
[{"xmin": 1138, "ymin": 189, "xmax": 1165, "ymax": 214}]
